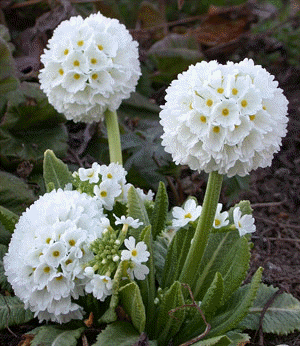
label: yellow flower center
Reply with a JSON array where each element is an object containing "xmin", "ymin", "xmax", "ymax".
[
  {"xmin": 206, "ymin": 99, "xmax": 213, "ymax": 107},
  {"xmin": 262, "ymin": 106, "xmax": 266, "ymax": 110},
  {"xmin": 100, "ymin": 191, "xmax": 107, "ymax": 197},
  {"xmin": 217, "ymin": 87, "xmax": 224, "ymax": 94},
  {"xmin": 65, "ymin": 259, "xmax": 72, "ymax": 265},
  {"xmin": 92, "ymin": 73, "xmax": 98, "ymax": 80},
  {"xmin": 232, "ymin": 88, "xmax": 238, "ymax": 95},
  {"xmin": 213, "ymin": 126, "xmax": 220, "ymax": 133},
  {"xmin": 74, "ymin": 73, "xmax": 80, "ymax": 80},
  {"xmin": 91, "ymin": 58, "xmax": 97, "ymax": 64},
  {"xmin": 249, "ymin": 115, "xmax": 255, "ymax": 121},
  {"xmin": 69, "ymin": 239, "xmax": 76, "ymax": 246},
  {"xmin": 53, "ymin": 251, "xmax": 60, "ymax": 257},
  {"xmin": 77, "ymin": 40, "xmax": 84, "ymax": 47},
  {"xmin": 58, "ymin": 69, "xmax": 64, "ymax": 76},
  {"xmin": 87, "ymin": 172, "xmax": 94, "ymax": 178},
  {"xmin": 56, "ymin": 275, "xmax": 63, "ymax": 281},
  {"xmin": 215, "ymin": 219, "xmax": 221, "ymax": 226},
  {"xmin": 98, "ymin": 44, "xmax": 103, "ymax": 50},
  {"xmin": 73, "ymin": 60, "xmax": 80, "ymax": 67},
  {"xmin": 63, "ymin": 49, "xmax": 69, "ymax": 55},
  {"xmin": 46, "ymin": 237, "xmax": 51, "ymax": 244},
  {"xmin": 107, "ymin": 173, "xmax": 113, "ymax": 179},
  {"xmin": 43, "ymin": 266, "xmax": 50, "ymax": 273},
  {"xmin": 200, "ymin": 115, "xmax": 206, "ymax": 123},
  {"xmin": 131, "ymin": 249, "xmax": 137, "ymax": 257},
  {"xmin": 103, "ymin": 278, "xmax": 109, "ymax": 283},
  {"xmin": 189, "ymin": 103, "xmax": 193, "ymax": 110},
  {"xmin": 241, "ymin": 100, "xmax": 248, "ymax": 108},
  {"xmin": 184, "ymin": 213, "xmax": 192, "ymax": 219},
  {"xmin": 222, "ymin": 108, "xmax": 229, "ymax": 116}
]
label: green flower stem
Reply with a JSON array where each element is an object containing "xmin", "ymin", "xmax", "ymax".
[
  {"xmin": 179, "ymin": 171, "xmax": 223, "ymax": 290},
  {"xmin": 104, "ymin": 109, "xmax": 123, "ymax": 165}
]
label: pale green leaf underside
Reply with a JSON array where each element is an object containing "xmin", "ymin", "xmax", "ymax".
[
  {"xmin": 239, "ymin": 283, "xmax": 300, "ymax": 335},
  {"xmin": 30, "ymin": 326, "xmax": 84, "ymax": 346}
]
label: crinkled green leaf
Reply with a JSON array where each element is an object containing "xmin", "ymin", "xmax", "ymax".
[
  {"xmin": 0, "ymin": 295, "xmax": 33, "ymax": 330},
  {"xmin": 162, "ymin": 227, "xmax": 194, "ymax": 289},
  {"xmin": 155, "ymin": 281, "xmax": 185, "ymax": 346},
  {"xmin": 0, "ymin": 244, "xmax": 12, "ymax": 291},
  {"xmin": 191, "ymin": 335, "xmax": 232, "ymax": 346},
  {"xmin": 208, "ymin": 267, "xmax": 263, "ymax": 337},
  {"xmin": 127, "ymin": 185, "xmax": 150, "ymax": 239},
  {"xmin": 153, "ymin": 236, "xmax": 168, "ymax": 286},
  {"xmin": 30, "ymin": 325, "xmax": 84, "ymax": 346},
  {"xmin": 150, "ymin": 181, "xmax": 168, "ymax": 240},
  {"xmin": 0, "ymin": 171, "xmax": 36, "ymax": 214},
  {"xmin": 119, "ymin": 281, "xmax": 146, "ymax": 333},
  {"xmin": 92, "ymin": 321, "xmax": 140, "ymax": 346},
  {"xmin": 239, "ymin": 283, "xmax": 300, "ymax": 335},
  {"xmin": 0, "ymin": 205, "xmax": 19, "ymax": 233},
  {"xmin": 43, "ymin": 149, "xmax": 72, "ymax": 192}
]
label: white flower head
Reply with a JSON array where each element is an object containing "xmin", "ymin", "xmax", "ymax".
[
  {"xmin": 121, "ymin": 236, "xmax": 150, "ymax": 264},
  {"xmin": 4, "ymin": 189, "xmax": 105, "ymax": 323},
  {"xmin": 172, "ymin": 199, "xmax": 202, "ymax": 229},
  {"xmin": 233, "ymin": 207, "xmax": 256, "ymax": 237},
  {"xmin": 39, "ymin": 12, "xmax": 141, "ymax": 123},
  {"xmin": 93, "ymin": 180, "xmax": 122, "ymax": 210},
  {"xmin": 160, "ymin": 59, "xmax": 289, "ymax": 177},
  {"xmin": 85, "ymin": 274, "xmax": 113, "ymax": 301},
  {"xmin": 99, "ymin": 162, "xmax": 127, "ymax": 185},
  {"xmin": 213, "ymin": 203, "xmax": 229, "ymax": 229},
  {"xmin": 114, "ymin": 214, "xmax": 143, "ymax": 229}
]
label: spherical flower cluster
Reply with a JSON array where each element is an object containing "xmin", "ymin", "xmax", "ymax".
[
  {"xmin": 39, "ymin": 12, "xmax": 141, "ymax": 123},
  {"xmin": 159, "ymin": 59, "xmax": 289, "ymax": 177},
  {"xmin": 3, "ymin": 189, "xmax": 107, "ymax": 323}
]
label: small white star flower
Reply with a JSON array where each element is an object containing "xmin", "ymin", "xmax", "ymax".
[
  {"xmin": 213, "ymin": 203, "xmax": 229, "ymax": 229},
  {"xmin": 114, "ymin": 215, "xmax": 143, "ymax": 229},
  {"xmin": 78, "ymin": 162, "xmax": 101, "ymax": 183},
  {"xmin": 85, "ymin": 274, "xmax": 113, "ymax": 301},
  {"xmin": 127, "ymin": 261, "xmax": 149, "ymax": 281},
  {"xmin": 121, "ymin": 236, "xmax": 150, "ymax": 264},
  {"xmin": 93, "ymin": 180, "xmax": 122, "ymax": 210},
  {"xmin": 172, "ymin": 199, "xmax": 202, "ymax": 229},
  {"xmin": 233, "ymin": 207, "xmax": 256, "ymax": 237},
  {"xmin": 99, "ymin": 162, "xmax": 127, "ymax": 185}
]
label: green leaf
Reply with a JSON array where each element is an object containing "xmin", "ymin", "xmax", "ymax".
[
  {"xmin": 226, "ymin": 331, "xmax": 250, "ymax": 345},
  {"xmin": 30, "ymin": 325, "xmax": 84, "ymax": 346},
  {"xmin": 191, "ymin": 335, "xmax": 232, "ymax": 346},
  {"xmin": 153, "ymin": 236, "xmax": 168, "ymax": 286},
  {"xmin": 150, "ymin": 181, "xmax": 168, "ymax": 240},
  {"xmin": 119, "ymin": 281, "xmax": 146, "ymax": 333},
  {"xmin": 0, "ymin": 205, "xmax": 19, "ymax": 233},
  {"xmin": 208, "ymin": 267, "xmax": 263, "ymax": 338},
  {"xmin": 43, "ymin": 149, "xmax": 72, "ymax": 192},
  {"xmin": 0, "ymin": 223, "xmax": 12, "ymax": 246},
  {"xmin": 0, "ymin": 295, "xmax": 33, "ymax": 330},
  {"xmin": 162, "ymin": 227, "xmax": 194, "ymax": 288},
  {"xmin": 0, "ymin": 171, "xmax": 36, "ymax": 214},
  {"xmin": 0, "ymin": 244, "xmax": 12, "ymax": 291},
  {"xmin": 92, "ymin": 321, "xmax": 140, "ymax": 346},
  {"xmin": 127, "ymin": 185, "xmax": 150, "ymax": 239},
  {"xmin": 155, "ymin": 281, "xmax": 185, "ymax": 346},
  {"xmin": 0, "ymin": 36, "xmax": 19, "ymax": 97},
  {"xmin": 239, "ymin": 283, "xmax": 300, "ymax": 335}
]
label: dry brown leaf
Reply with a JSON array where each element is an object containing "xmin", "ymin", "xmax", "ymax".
[
  {"xmin": 18, "ymin": 334, "xmax": 34, "ymax": 346},
  {"xmin": 84, "ymin": 311, "xmax": 94, "ymax": 327}
]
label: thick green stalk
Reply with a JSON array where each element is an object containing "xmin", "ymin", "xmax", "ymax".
[
  {"xmin": 179, "ymin": 171, "xmax": 223, "ymax": 289},
  {"xmin": 104, "ymin": 109, "xmax": 123, "ymax": 165}
]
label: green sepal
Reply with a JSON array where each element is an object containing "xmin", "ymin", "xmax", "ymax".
[
  {"xmin": 150, "ymin": 181, "xmax": 168, "ymax": 240},
  {"xmin": 43, "ymin": 149, "xmax": 72, "ymax": 192},
  {"xmin": 0, "ymin": 205, "xmax": 19, "ymax": 233},
  {"xmin": 208, "ymin": 267, "xmax": 263, "ymax": 337},
  {"xmin": 155, "ymin": 281, "xmax": 186, "ymax": 346},
  {"xmin": 126, "ymin": 185, "xmax": 150, "ymax": 239},
  {"xmin": 119, "ymin": 281, "xmax": 146, "ymax": 333},
  {"xmin": 162, "ymin": 226, "xmax": 194, "ymax": 289}
]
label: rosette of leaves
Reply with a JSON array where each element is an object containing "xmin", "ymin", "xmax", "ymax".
[{"xmin": 0, "ymin": 151, "xmax": 299, "ymax": 345}]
